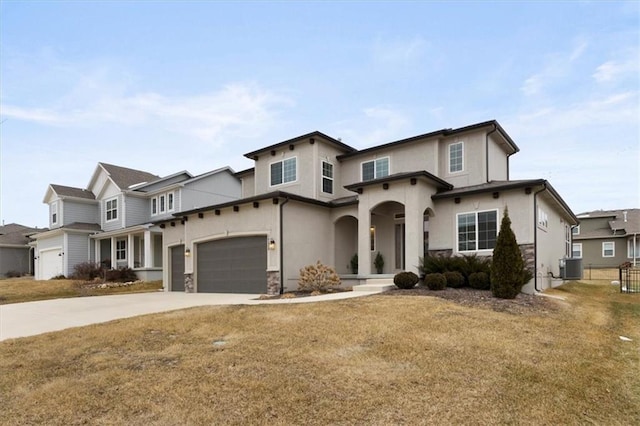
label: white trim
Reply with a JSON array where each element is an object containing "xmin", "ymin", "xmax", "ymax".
[
  {"xmin": 455, "ymin": 208, "xmax": 499, "ymax": 253},
  {"xmin": 116, "ymin": 238, "xmax": 127, "ymax": 261},
  {"xmin": 572, "ymin": 225, "xmax": 580, "ymax": 235},
  {"xmin": 572, "ymin": 243, "xmax": 583, "ymax": 259},
  {"xmin": 269, "ymin": 156, "xmax": 298, "ymax": 187},
  {"xmin": 321, "ymin": 160, "xmax": 334, "ymax": 194},
  {"xmin": 168, "ymin": 191, "xmax": 175, "ymax": 212},
  {"xmin": 448, "ymin": 141, "xmax": 464, "ymax": 174},
  {"xmin": 105, "ymin": 197, "xmax": 118, "ymax": 222},
  {"xmin": 51, "ymin": 201, "xmax": 59, "ymax": 226},
  {"xmin": 627, "ymin": 238, "xmax": 639, "ymax": 259},
  {"xmin": 602, "ymin": 241, "xmax": 615, "ymax": 258}
]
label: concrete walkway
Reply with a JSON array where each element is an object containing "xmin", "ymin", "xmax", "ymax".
[{"xmin": 0, "ymin": 289, "xmax": 381, "ymax": 341}]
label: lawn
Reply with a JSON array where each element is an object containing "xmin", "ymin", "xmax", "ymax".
[
  {"xmin": 0, "ymin": 282, "xmax": 638, "ymax": 424},
  {"xmin": 0, "ymin": 277, "xmax": 163, "ymax": 304}
]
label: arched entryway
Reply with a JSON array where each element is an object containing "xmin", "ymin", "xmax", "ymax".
[
  {"xmin": 370, "ymin": 201, "xmax": 405, "ymax": 273},
  {"xmin": 334, "ymin": 215, "xmax": 358, "ymax": 274}
]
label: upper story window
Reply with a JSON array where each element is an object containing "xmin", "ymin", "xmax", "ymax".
[
  {"xmin": 322, "ymin": 161, "xmax": 333, "ymax": 194},
  {"xmin": 457, "ymin": 210, "xmax": 498, "ymax": 252},
  {"xmin": 572, "ymin": 243, "xmax": 583, "ymax": 259},
  {"xmin": 51, "ymin": 201, "xmax": 58, "ymax": 225},
  {"xmin": 270, "ymin": 157, "xmax": 297, "ymax": 186},
  {"xmin": 151, "ymin": 191, "xmax": 175, "ymax": 216},
  {"xmin": 537, "ymin": 208, "xmax": 549, "ymax": 229},
  {"xmin": 362, "ymin": 157, "xmax": 389, "ymax": 181},
  {"xmin": 449, "ymin": 142, "xmax": 464, "ymax": 173},
  {"xmin": 105, "ymin": 197, "xmax": 118, "ymax": 222},
  {"xmin": 572, "ymin": 225, "xmax": 580, "ymax": 235},
  {"xmin": 602, "ymin": 241, "xmax": 615, "ymax": 258}
]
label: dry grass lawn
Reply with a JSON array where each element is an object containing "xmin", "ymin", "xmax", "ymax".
[
  {"xmin": 0, "ymin": 281, "xmax": 638, "ymax": 425},
  {"xmin": 0, "ymin": 277, "xmax": 163, "ymax": 305}
]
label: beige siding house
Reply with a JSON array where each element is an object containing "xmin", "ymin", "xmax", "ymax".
[{"xmin": 161, "ymin": 120, "xmax": 578, "ymax": 295}]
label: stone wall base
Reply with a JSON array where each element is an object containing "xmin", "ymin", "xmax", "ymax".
[
  {"xmin": 185, "ymin": 273, "xmax": 194, "ymax": 293},
  {"xmin": 267, "ymin": 271, "xmax": 280, "ymax": 295}
]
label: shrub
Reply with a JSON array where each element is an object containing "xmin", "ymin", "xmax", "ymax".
[
  {"xmin": 490, "ymin": 209, "xmax": 529, "ymax": 299},
  {"xmin": 374, "ymin": 252, "xmax": 384, "ymax": 273},
  {"xmin": 5, "ymin": 270, "xmax": 22, "ymax": 278},
  {"xmin": 298, "ymin": 261, "xmax": 341, "ymax": 292},
  {"xmin": 72, "ymin": 262, "xmax": 104, "ymax": 281},
  {"xmin": 444, "ymin": 271, "xmax": 465, "ymax": 288},
  {"xmin": 350, "ymin": 254, "xmax": 358, "ymax": 274},
  {"xmin": 105, "ymin": 267, "xmax": 138, "ymax": 283},
  {"xmin": 469, "ymin": 271, "xmax": 490, "ymax": 290},
  {"xmin": 51, "ymin": 274, "xmax": 67, "ymax": 280},
  {"xmin": 424, "ymin": 273, "xmax": 446, "ymax": 291},
  {"xmin": 394, "ymin": 271, "xmax": 419, "ymax": 289},
  {"xmin": 420, "ymin": 254, "xmax": 450, "ymax": 275}
]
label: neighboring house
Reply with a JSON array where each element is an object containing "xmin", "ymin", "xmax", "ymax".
[
  {"xmin": 161, "ymin": 120, "xmax": 578, "ymax": 295},
  {"xmin": 572, "ymin": 209, "xmax": 640, "ymax": 270},
  {"xmin": 0, "ymin": 223, "xmax": 41, "ymax": 277},
  {"xmin": 32, "ymin": 163, "xmax": 241, "ymax": 280}
]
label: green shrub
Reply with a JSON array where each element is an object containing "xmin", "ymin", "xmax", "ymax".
[
  {"xmin": 444, "ymin": 271, "xmax": 465, "ymax": 288},
  {"xmin": 72, "ymin": 262, "xmax": 104, "ymax": 281},
  {"xmin": 350, "ymin": 254, "xmax": 358, "ymax": 274},
  {"xmin": 469, "ymin": 272, "xmax": 490, "ymax": 290},
  {"xmin": 393, "ymin": 271, "xmax": 419, "ymax": 289},
  {"xmin": 105, "ymin": 267, "xmax": 138, "ymax": 283},
  {"xmin": 421, "ymin": 253, "xmax": 491, "ymax": 288},
  {"xmin": 298, "ymin": 261, "xmax": 341, "ymax": 292},
  {"xmin": 490, "ymin": 209, "xmax": 529, "ymax": 299},
  {"xmin": 424, "ymin": 273, "xmax": 446, "ymax": 291},
  {"xmin": 420, "ymin": 255, "xmax": 450, "ymax": 275}
]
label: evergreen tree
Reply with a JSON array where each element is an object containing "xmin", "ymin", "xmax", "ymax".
[{"xmin": 490, "ymin": 208, "xmax": 526, "ymax": 299}]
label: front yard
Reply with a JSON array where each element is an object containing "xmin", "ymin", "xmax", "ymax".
[
  {"xmin": 0, "ymin": 277, "xmax": 163, "ymax": 305},
  {"xmin": 0, "ymin": 281, "xmax": 638, "ymax": 424}
]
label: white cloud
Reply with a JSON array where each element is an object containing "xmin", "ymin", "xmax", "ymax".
[
  {"xmin": 333, "ymin": 106, "xmax": 412, "ymax": 148},
  {"xmin": 592, "ymin": 58, "xmax": 639, "ymax": 83},
  {"xmin": 372, "ymin": 36, "xmax": 427, "ymax": 64}
]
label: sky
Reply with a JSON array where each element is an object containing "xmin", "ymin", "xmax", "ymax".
[{"xmin": 0, "ymin": 1, "xmax": 638, "ymax": 228}]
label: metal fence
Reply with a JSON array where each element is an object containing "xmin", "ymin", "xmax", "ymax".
[{"xmin": 619, "ymin": 266, "xmax": 640, "ymax": 293}]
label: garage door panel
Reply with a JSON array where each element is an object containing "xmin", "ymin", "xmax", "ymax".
[{"xmin": 197, "ymin": 237, "xmax": 267, "ymax": 293}]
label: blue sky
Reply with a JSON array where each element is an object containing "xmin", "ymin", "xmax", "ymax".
[{"xmin": 1, "ymin": 1, "xmax": 638, "ymax": 228}]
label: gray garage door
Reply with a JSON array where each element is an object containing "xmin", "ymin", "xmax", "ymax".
[
  {"xmin": 197, "ymin": 237, "xmax": 267, "ymax": 293},
  {"xmin": 170, "ymin": 245, "xmax": 185, "ymax": 291}
]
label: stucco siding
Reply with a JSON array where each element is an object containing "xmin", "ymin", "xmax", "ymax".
[
  {"xmin": 0, "ymin": 247, "xmax": 30, "ymax": 276},
  {"xmin": 62, "ymin": 200, "xmax": 99, "ymax": 226},
  {"xmin": 487, "ymin": 133, "xmax": 509, "ymax": 181},
  {"xmin": 438, "ymin": 132, "xmax": 486, "ymax": 188},
  {"xmin": 534, "ymin": 194, "xmax": 572, "ymax": 291},
  {"xmin": 241, "ymin": 174, "xmax": 256, "ymax": 198}
]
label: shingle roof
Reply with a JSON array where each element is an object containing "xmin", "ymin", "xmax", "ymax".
[
  {"xmin": 577, "ymin": 208, "xmax": 640, "ymax": 236},
  {"xmin": 50, "ymin": 184, "xmax": 96, "ymax": 200},
  {"xmin": 0, "ymin": 223, "xmax": 35, "ymax": 235},
  {"xmin": 99, "ymin": 163, "xmax": 160, "ymax": 189},
  {"xmin": 0, "ymin": 223, "xmax": 41, "ymax": 246}
]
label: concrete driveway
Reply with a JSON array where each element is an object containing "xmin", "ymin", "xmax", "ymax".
[{"xmin": 0, "ymin": 289, "xmax": 379, "ymax": 341}]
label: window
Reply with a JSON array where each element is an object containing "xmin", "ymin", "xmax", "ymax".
[
  {"xmin": 159, "ymin": 194, "xmax": 166, "ymax": 213},
  {"xmin": 168, "ymin": 192, "xmax": 174, "ymax": 211},
  {"xmin": 152, "ymin": 198, "xmax": 158, "ymax": 215},
  {"xmin": 362, "ymin": 157, "xmax": 389, "ymax": 181},
  {"xmin": 105, "ymin": 197, "xmax": 118, "ymax": 222},
  {"xmin": 602, "ymin": 242, "xmax": 615, "ymax": 257},
  {"xmin": 322, "ymin": 161, "xmax": 333, "ymax": 194},
  {"xmin": 51, "ymin": 202, "xmax": 58, "ymax": 225},
  {"xmin": 537, "ymin": 208, "xmax": 548, "ymax": 229},
  {"xmin": 565, "ymin": 225, "xmax": 572, "ymax": 257},
  {"xmin": 116, "ymin": 239, "xmax": 126, "ymax": 261},
  {"xmin": 449, "ymin": 142, "xmax": 464, "ymax": 173},
  {"xmin": 370, "ymin": 226, "xmax": 376, "ymax": 251},
  {"xmin": 572, "ymin": 225, "xmax": 580, "ymax": 235},
  {"xmin": 270, "ymin": 157, "xmax": 297, "ymax": 186},
  {"xmin": 572, "ymin": 243, "xmax": 583, "ymax": 258},
  {"xmin": 457, "ymin": 210, "xmax": 498, "ymax": 252},
  {"xmin": 628, "ymin": 239, "xmax": 640, "ymax": 259}
]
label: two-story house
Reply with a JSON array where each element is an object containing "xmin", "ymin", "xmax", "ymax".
[
  {"xmin": 572, "ymin": 209, "xmax": 639, "ymax": 275},
  {"xmin": 161, "ymin": 120, "xmax": 578, "ymax": 295},
  {"xmin": 33, "ymin": 163, "xmax": 241, "ymax": 280}
]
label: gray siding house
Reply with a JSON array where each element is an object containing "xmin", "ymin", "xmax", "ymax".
[
  {"xmin": 33, "ymin": 163, "xmax": 241, "ymax": 280},
  {"xmin": 0, "ymin": 223, "xmax": 41, "ymax": 277}
]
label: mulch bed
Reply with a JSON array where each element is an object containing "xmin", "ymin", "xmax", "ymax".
[{"xmin": 383, "ymin": 286, "xmax": 562, "ymax": 315}]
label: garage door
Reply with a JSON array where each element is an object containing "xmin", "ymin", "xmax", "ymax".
[
  {"xmin": 170, "ymin": 245, "xmax": 185, "ymax": 291},
  {"xmin": 40, "ymin": 249, "xmax": 63, "ymax": 280},
  {"xmin": 197, "ymin": 237, "xmax": 267, "ymax": 293}
]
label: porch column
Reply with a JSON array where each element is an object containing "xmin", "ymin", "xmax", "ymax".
[
  {"xmin": 357, "ymin": 200, "xmax": 372, "ymax": 275},
  {"xmin": 127, "ymin": 234, "xmax": 135, "ymax": 269},
  {"xmin": 144, "ymin": 230, "xmax": 153, "ymax": 268},
  {"xmin": 404, "ymin": 197, "xmax": 423, "ymax": 276},
  {"xmin": 110, "ymin": 237, "xmax": 116, "ymax": 268}
]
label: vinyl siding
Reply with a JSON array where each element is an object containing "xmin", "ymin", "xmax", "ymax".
[
  {"xmin": 62, "ymin": 200, "xmax": 99, "ymax": 226},
  {"xmin": 0, "ymin": 247, "xmax": 30, "ymax": 275},
  {"xmin": 180, "ymin": 173, "xmax": 241, "ymax": 212},
  {"xmin": 66, "ymin": 233, "xmax": 91, "ymax": 275},
  {"xmin": 37, "ymin": 235, "xmax": 64, "ymax": 251},
  {"xmin": 124, "ymin": 195, "xmax": 150, "ymax": 227},
  {"xmin": 101, "ymin": 194, "xmax": 124, "ymax": 232},
  {"xmin": 151, "ymin": 191, "xmax": 181, "ymax": 221}
]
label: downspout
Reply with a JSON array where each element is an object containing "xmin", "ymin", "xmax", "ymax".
[
  {"xmin": 634, "ymin": 233, "xmax": 638, "ymax": 268},
  {"xmin": 485, "ymin": 123, "xmax": 498, "ymax": 183},
  {"xmin": 279, "ymin": 196, "xmax": 290, "ymax": 295},
  {"xmin": 533, "ymin": 183, "xmax": 548, "ymax": 292}
]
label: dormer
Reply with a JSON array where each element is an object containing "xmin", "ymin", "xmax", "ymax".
[
  {"xmin": 244, "ymin": 131, "xmax": 356, "ymax": 200},
  {"xmin": 43, "ymin": 184, "xmax": 98, "ymax": 229}
]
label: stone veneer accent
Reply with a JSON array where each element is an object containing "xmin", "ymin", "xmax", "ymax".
[
  {"xmin": 427, "ymin": 249, "xmax": 453, "ymax": 258},
  {"xmin": 184, "ymin": 273, "xmax": 194, "ymax": 293},
  {"xmin": 267, "ymin": 271, "xmax": 280, "ymax": 295}
]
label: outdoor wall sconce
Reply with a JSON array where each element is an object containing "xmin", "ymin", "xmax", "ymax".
[
  {"xmin": 185, "ymin": 248, "xmax": 191, "ymax": 257},
  {"xmin": 268, "ymin": 239, "xmax": 276, "ymax": 250}
]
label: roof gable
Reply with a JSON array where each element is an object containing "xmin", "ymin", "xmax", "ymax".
[
  {"xmin": 244, "ymin": 131, "xmax": 356, "ymax": 160},
  {"xmin": 87, "ymin": 162, "xmax": 160, "ymax": 198}
]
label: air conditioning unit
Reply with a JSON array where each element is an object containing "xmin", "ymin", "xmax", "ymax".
[{"xmin": 559, "ymin": 258, "xmax": 583, "ymax": 280}]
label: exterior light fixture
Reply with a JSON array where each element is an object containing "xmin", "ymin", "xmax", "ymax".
[
  {"xmin": 268, "ymin": 239, "xmax": 276, "ymax": 250},
  {"xmin": 185, "ymin": 248, "xmax": 191, "ymax": 257}
]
